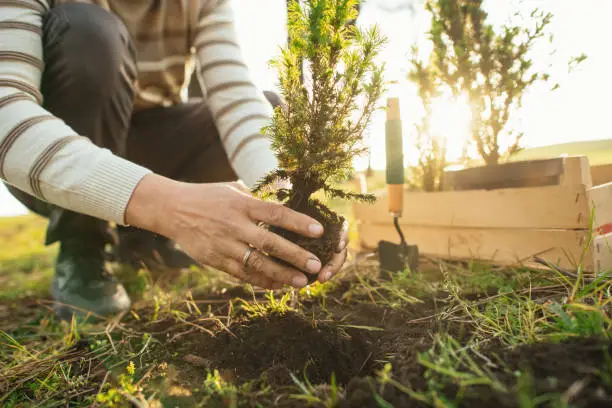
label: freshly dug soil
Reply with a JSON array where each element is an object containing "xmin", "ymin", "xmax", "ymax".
[
  {"xmin": 270, "ymin": 198, "xmax": 344, "ymax": 283},
  {"xmin": 146, "ymin": 286, "xmax": 612, "ymax": 407},
  {"xmin": 152, "ymin": 289, "xmax": 449, "ymax": 406},
  {"xmin": 169, "ymin": 311, "xmax": 377, "ymax": 386}
]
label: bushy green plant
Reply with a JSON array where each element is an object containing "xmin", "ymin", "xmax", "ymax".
[
  {"xmin": 408, "ymin": 50, "xmax": 447, "ymax": 192},
  {"xmin": 411, "ymin": 0, "xmax": 585, "ymax": 165},
  {"xmin": 254, "ymin": 0, "xmax": 386, "ymax": 273}
]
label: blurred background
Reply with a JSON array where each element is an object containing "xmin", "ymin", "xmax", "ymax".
[{"xmin": 2, "ymin": 0, "xmax": 610, "ymax": 215}]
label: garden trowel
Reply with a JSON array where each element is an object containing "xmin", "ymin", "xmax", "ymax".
[{"xmin": 378, "ymin": 97, "xmax": 419, "ymax": 275}]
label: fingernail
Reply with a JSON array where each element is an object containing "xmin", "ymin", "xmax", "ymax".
[
  {"xmin": 323, "ymin": 270, "xmax": 333, "ymax": 281},
  {"xmin": 309, "ymin": 223, "xmax": 324, "ymax": 236},
  {"xmin": 306, "ymin": 258, "xmax": 322, "ymax": 273},
  {"xmin": 292, "ymin": 274, "xmax": 308, "ymax": 287},
  {"xmin": 337, "ymin": 240, "xmax": 346, "ymax": 252}
]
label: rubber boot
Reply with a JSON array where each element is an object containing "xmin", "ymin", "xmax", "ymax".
[
  {"xmin": 47, "ymin": 208, "xmax": 131, "ymax": 320},
  {"xmin": 112, "ymin": 226, "xmax": 197, "ymax": 271}
]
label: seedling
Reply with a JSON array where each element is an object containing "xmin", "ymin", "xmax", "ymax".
[{"xmin": 254, "ymin": 0, "xmax": 386, "ymax": 282}]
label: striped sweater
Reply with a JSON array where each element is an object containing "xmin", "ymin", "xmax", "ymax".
[{"xmin": 0, "ymin": 0, "xmax": 278, "ymax": 224}]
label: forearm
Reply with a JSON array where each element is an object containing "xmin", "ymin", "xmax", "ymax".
[
  {"xmin": 0, "ymin": 0, "xmax": 151, "ymax": 224},
  {"xmin": 124, "ymin": 173, "xmax": 183, "ymax": 237}
]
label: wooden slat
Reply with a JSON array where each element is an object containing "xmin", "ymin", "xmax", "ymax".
[
  {"xmin": 560, "ymin": 156, "xmax": 592, "ymax": 189},
  {"xmin": 444, "ymin": 156, "xmax": 590, "ymax": 191},
  {"xmin": 588, "ymin": 182, "xmax": 612, "ymax": 233},
  {"xmin": 591, "ymin": 163, "xmax": 612, "ymax": 187},
  {"xmin": 444, "ymin": 157, "xmax": 564, "ymax": 190},
  {"xmin": 353, "ymin": 184, "xmax": 590, "ymax": 229},
  {"xmin": 357, "ymin": 223, "xmax": 593, "ymax": 271},
  {"xmin": 593, "ymin": 232, "xmax": 612, "ymax": 274}
]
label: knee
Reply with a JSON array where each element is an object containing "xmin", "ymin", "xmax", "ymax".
[
  {"xmin": 42, "ymin": 4, "xmax": 135, "ymax": 96},
  {"xmin": 263, "ymin": 90, "xmax": 282, "ymax": 109}
]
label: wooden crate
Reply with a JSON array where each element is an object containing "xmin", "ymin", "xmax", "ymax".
[
  {"xmin": 591, "ymin": 163, "xmax": 612, "ymax": 187},
  {"xmin": 354, "ymin": 156, "xmax": 612, "ymax": 274}
]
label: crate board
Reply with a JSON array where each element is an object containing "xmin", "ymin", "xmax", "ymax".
[
  {"xmin": 588, "ymin": 182, "xmax": 612, "ymax": 234},
  {"xmin": 357, "ymin": 223, "xmax": 592, "ymax": 271},
  {"xmin": 353, "ymin": 184, "xmax": 589, "ymax": 229},
  {"xmin": 594, "ymin": 232, "xmax": 612, "ymax": 274},
  {"xmin": 591, "ymin": 163, "xmax": 612, "ymax": 187},
  {"xmin": 444, "ymin": 156, "xmax": 592, "ymax": 191}
]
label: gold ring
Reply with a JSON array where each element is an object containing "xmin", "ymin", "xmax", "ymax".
[{"xmin": 242, "ymin": 246, "xmax": 255, "ymax": 267}]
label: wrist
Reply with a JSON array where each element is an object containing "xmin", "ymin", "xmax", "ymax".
[{"xmin": 124, "ymin": 173, "xmax": 183, "ymax": 238}]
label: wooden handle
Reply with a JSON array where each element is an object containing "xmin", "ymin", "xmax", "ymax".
[
  {"xmin": 387, "ymin": 184, "xmax": 403, "ymax": 215},
  {"xmin": 387, "ymin": 97, "xmax": 400, "ymax": 120}
]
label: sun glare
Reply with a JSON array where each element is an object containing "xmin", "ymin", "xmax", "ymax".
[{"xmin": 428, "ymin": 94, "xmax": 472, "ymax": 163}]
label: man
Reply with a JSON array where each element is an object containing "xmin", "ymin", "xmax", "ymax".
[{"xmin": 0, "ymin": 0, "xmax": 349, "ymax": 320}]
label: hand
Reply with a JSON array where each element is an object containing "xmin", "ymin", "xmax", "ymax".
[
  {"xmin": 256, "ymin": 177, "xmax": 350, "ymax": 284},
  {"xmin": 126, "ymin": 174, "xmax": 328, "ymax": 289},
  {"xmin": 317, "ymin": 220, "xmax": 349, "ymax": 284}
]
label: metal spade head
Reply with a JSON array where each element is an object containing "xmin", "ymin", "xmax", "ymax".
[{"xmin": 378, "ymin": 216, "xmax": 419, "ymax": 277}]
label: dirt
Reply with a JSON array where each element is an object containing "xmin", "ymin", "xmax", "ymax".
[
  {"xmin": 270, "ymin": 198, "xmax": 344, "ymax": 283},
  {"xmin": 144, "ymin": 288, "xmax": 446, "ymax": 405},
  {"xmin": 4, "ymin": 275, "xmax": 612, "ymax": 407},
  {"xmin": 474, "ymin": 338, "xmax": 612, "ymax": 407},
  {"xmin": 138, "ymin": 283, "xmax": 612, "ymax": 407},
  {"xmin": 171, "ymin": 311, "xmax": 377, "ymax": 385},
  {"xmin": 346, "ymin": 337, "xmax": 612, "ymax": 408}
]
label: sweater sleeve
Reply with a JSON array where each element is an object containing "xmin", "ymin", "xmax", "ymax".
[
  {"xmin": 0, "ymin": 0, "xmax": 151, "ymax": 225},
  {"xmin": 193, "ymin": 0, "xmax": 279, "ymax": 188}
]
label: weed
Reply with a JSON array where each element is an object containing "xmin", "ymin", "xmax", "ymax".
[
  {"xmin": 235, "ymin": 290, "xmax": 295, "ymax": 318},
  {"xmin": 515, "ymin": 369, "xmax": 569, "ymax": 408},
  {"xmin": 419, "ymin": 334, "xmax": 508, "ymax": 398},
  {"xmin": 289, "ymin": 365, "xmax": 342, "ymax": 408},
  {"xmin": 201, "ymin": 369, "xmax": 239, "ymax": 407},
  {"xmin": 96, "ymin": 361, "xmax": 145, "ymax": 407},
  {"xmin": 343, "ymin": 269, "xmax": 423, "ymax": 309},
  {"xmin": 375, "ymin": 363, "xmax": 429, "ymax": 404},
  {"xmin": 471, "ymin": 294, "xmax": 544, "ymax": 346},
  {"xmin": 542, "ymin": 301, "xmax": 611, "ymax": 341}
]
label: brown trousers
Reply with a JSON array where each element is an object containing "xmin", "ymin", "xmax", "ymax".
[{"xmin": 6, "ymin": 3, "xmax": 279, "ymax": 246}]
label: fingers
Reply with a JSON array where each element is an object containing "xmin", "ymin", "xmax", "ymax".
[
  {"xmin": 245, "ymin": 248, "xmax": 309, "ymax": 287},
  {"xmin": 338, "ymin": 220, "xmax": 349, "ymax": 252},
  {"xmin": 226, "ymin": 242, "xmax": 310, "ymax": 288},
  {"xmin": 319, "ymin": 248, "xmax": 348, "ymax": 284},
  {"xmin": 243, "ymin": 224, "xmax": 322, "ymax": 276},
  {"xmin": 246, "ymin": 199, "xmax": 324, "ymax": 239},
  {"xmin": 222, "ymin": 258, "xmax": 285, "ymax": 290}
]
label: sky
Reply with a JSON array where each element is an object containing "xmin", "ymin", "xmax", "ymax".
[{"xmin": 1, "ymin": 0, "xmax": 611, "ymax": 217}]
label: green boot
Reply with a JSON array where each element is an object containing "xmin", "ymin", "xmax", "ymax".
[
  {"xmin": 112, "ymin": 226, "xmax": 197, "ymax": 271},
  {"xmin": 51, "ymin": 238, "xmax": 131, "ymax": 320},
  {"xmin": 6, "ymin": 182, "xmax": 132, "ymax": 320},
  {"xmin": 43, "ymin": 207, "xmax": 130, "ymax": 321}
]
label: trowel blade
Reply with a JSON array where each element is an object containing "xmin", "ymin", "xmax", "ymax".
[{"xmin": 378, "ymin": 240, "xmax": 419, "ymax": 276}]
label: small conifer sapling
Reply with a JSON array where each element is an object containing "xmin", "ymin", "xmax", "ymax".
[{"xmin": 254, "ymin": 0, "xmax": 386, "ymax": 282}]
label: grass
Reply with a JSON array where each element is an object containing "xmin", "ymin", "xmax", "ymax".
[
  {"xmin": 510, "ymin": 139, "xmax": 612, "ymax": 165},
  {"xmin": 1, "ymin": 213, "xmax": 611, "ymax": 407},
  {"xmin": 0, "ymin": 214, "xmax": 56, "ymax": 300}
]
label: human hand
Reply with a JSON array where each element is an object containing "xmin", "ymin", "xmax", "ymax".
[
  {"xmin": 126, "ymin": 175, "xmax": 328, "ymax": 289},
  {"xmin": 255, "ymin": 177, "xmax": 350, "ymax": 284},
  {"xmin": 317, "ymin": 220, "xmax": 349, "ymax": 284}
]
